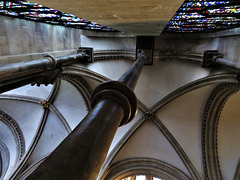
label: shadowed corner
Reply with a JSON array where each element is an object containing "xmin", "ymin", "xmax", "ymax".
[{"xmin": 108, "ymin": 21, "xmax": 169, "ymax": 36}]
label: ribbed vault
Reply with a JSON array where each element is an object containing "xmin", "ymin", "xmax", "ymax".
[{"xmin": 1, "ymin": 49, "xmax": 239, "ymax": 180}]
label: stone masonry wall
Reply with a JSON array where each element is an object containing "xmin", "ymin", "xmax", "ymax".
[{"xmin": 0, "ymin": 16, "xmax": 82, "ymax": 64}]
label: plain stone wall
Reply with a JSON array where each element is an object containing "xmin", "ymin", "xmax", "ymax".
[
  {"xmin": 155, "ymin": 32, "xmax": 219, "ymax": 55},
  {"xmin": 218, "ymin": 35, "xmax": 240, "ymax": 62},
  {"xmin": 2, "ymin": 15, "xmax": 240, "ymax": 64},
  {"xmin": 0, "ymin": 16, "xmax": 82, "ymax": 64},
  {"xmin": 80, "ymin": 35, "xmax": 136, "ymax": 51},
  {"xmin": 156, "ymin": 29, "xmax": 240, "ymax": 63}
]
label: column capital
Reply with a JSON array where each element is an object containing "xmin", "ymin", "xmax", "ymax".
[{"xmin": 91, "ymin": 81, "xmax": 138, "ymax": 126}]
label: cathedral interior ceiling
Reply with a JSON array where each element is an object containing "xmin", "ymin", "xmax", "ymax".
[
  {"xmin": 1, "ymin": 3, "xmax": 240, "ymax": 176},
  {"xmin": 1, "ymin": 55, "xmax": 239, "ymax": 179}
]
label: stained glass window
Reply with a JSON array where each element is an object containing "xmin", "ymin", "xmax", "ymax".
[
  {"xmin": 0, "ymin": 0, "xmax": 115, "ymax": 31},
  {"xmin": 164, "ymin": 0, "xmax": 240, "ymax": 32},
  {"xmin": 1, "ymin": 0, "xmax": 239, "ymax": 33}
]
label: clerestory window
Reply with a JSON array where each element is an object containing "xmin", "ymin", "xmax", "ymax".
[
  {"xmin": 121, "ymin": 175, "xmax": 162, "ymax": 180},
  {"xmin": 164, "ymin": 0, "xmax": 240, "ymax": 32},
  {"xmin": 0, "ymin": 1, "xmax": 114, "ymax": 31}
]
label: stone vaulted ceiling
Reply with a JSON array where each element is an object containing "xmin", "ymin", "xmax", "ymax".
[
  {"xmin": 0, "ymin": 1, "xmax": 240, "ymax": 179},
  {"xmin": 0, "ymin": 44, "xmax": 240, "ymax": 179}
]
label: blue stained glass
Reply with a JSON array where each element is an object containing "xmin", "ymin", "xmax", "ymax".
[
  {"xmin": 0, "ymin": 0, "xmax": 114, "ymax": 32},
  {"xmin": 164, "ymin": 0, "xmax": 240, "ymax": 32},
  {"xmin": 1, "ymin": 0, "xmax": 238, "ymax": 33}
]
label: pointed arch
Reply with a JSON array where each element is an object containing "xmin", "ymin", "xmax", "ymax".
[
  {"xmin": 103, "ymin": 158, "xmax": 191, "ymax": 180},
  {"xmin": 151, "ymin": 73, "xmax": 239, "ymax": 112},
  {"xmin": 202, "ymin": 83, "xmax": 240, "ymax": 180},
  {"xmin": 0, "ymin": 110, "xmax": 25, "ymax": 161},
  {"xmin": 0, "ymin": 140, "xmax": 10, "ymax": 179}
]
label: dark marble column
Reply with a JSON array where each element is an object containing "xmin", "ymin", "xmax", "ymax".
[
  {"xmin": 0, "ymin": 53, "xmax": 87, "ymax": 93},
  {"xmin": 27, "ymin": 54, "xmax": 146, "ymax": 180}
]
